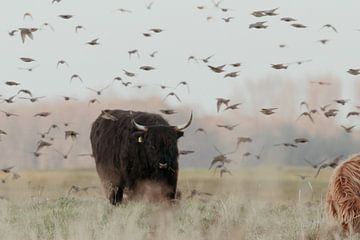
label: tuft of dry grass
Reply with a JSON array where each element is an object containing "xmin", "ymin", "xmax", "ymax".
[{"xmin": 0, "ymin": 167, "xmax": 356, "ymax": 239}]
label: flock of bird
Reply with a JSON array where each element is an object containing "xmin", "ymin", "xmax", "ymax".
[{"xmin": 0, "ymin": 0, "xmax": 359, "ymax": 193}]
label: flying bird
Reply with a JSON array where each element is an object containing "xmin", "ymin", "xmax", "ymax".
[
  {"xmin": 123, "ymin": 69, "xmax": 136, "ymax": 77},
  {"xmin": 294, "ymin": 138, "xmax": 309, "ymax": 144},
  {"xmin": 60, "ymin": 96, "xmax": 77, "ymax": 102},
  {"xmin": 291, "ymin": 23, "xmax": 307, "ymax": 28},
  {"xmin": 114, "ymin": 8, "xmax": 132, "ymax": 13},
  {"xmin": 271, "ymin": 64, "xmax": 288, "ymax": 70},
  {"xmin": 19, "ymin": 96, "xmax": 45, "ymax": 103},
  {"xmin": 19, "ymin": 28, "xmax": 38, "ymax": 43},
  {"xmin": 296, "ymin": 112, "xmax": 314, "ymax": 123},
  {"xmin": 149, "ymin": 28, "xmax": 163, "ymax": 33},
  {"xmin": 251, "ymin": 8, "xmax": 279, "ymax": 17},
  {"xmin": 334, "ymin": 99, "xmax": 349, "ymax": 105},
  {"xmin": 201, "ymin": 55, "xmax": 214, "ymax": 63},
  {"xmin": 121, "ymin": 81, "xmax": 132, "ymax": 87},
  {"xmin": 347, "ymin": 69, "xmax": 360, "ymax": 75},
  {"xmin": 1, "ymin": 95, "xmax": 17, "ymax": 104},
  {"xmin": 194, "ymin": 128, "xmax": 207, "ymax": 135},
  {"xmin": 216, "ymin": 124, "xmax": 238, "ymax": 131},
  {"xmin": 223, "ymin": 103, "xmax": 242, "ymax": 111},
  {"xmin": 1, "ymin": 110, "xmax": 18, "ymax": 117},
  {"xmin": 58, "ymin": 14, "xmax": 74, "ymax": 19},
  {"xmin": 1, "ymin": 166, "xmax": 15, "ymax": 173},
  {"xmin": 75, "ymin": 25, "xmax": 86, "ymax": 33},
  {"xmin": 42, "ymin": 22, "xmax": 55, "ymax": 31},
  {"xmin": 347, "ymin": 111, "xmax": 360, "ymax": 118},
  {"xmin": 163, "ymin": 92, "xmax": 182, "ymax": 103},
  {"xmin": 281, "ymin": 17, "xmax": 296, "ymax": 22},
  {"xmin": 273, "ymin": 143, "xmax": 298, "ymax": 148},
  {"xmin": 33, "ymin": 112, "xmax": 51, "ymax": 117},
  {"xmin": 70, "ymin": 74, "xmax": 83, "ymax": 84},
  {"xmin": 0, "ymin": 130, "xmax": 7, "ymax": 141},
  {"xmin": 318, "ymin": 39, "xmax": 330, "ymax": 45},
  {"xmin": 179, "ymin": 150, "xmax": 195, "ymax": 155},
  {"xmin": 208, "ymin": 64, "xmax": 226, "ymax": 73},
  {"xmin": 303, "ymin": 158, "xmax": 327, "ymax": 169},
  {"xmin": 8, "ymin": 29, "xmax": 18, "ymax": 36},
  {"xmin": 260, "ymin": 108, "xmax": 278, "ymax": 115},
  {"xmin": 139, "ymin": 66, "xmax": 155, "ymax": 71},
  {"xmin": 20, "ymin": 57, "xmax": 35, "ymax": 63},
  {"xmin": 175, "ymin": 81, "xmax": 190, "ymax": 93},
  {"xmin": 209, "ymin": 147, "xmax": 234, "ymax": 170},
  {"xmin": 88, "ymin": 98, "xmax": 100, "ymax": 106},
  {"xmin": 222, "ymin": 17, "xmax": 234, "ymax": 23},
  {"xmin": 320, "ymin": 104, "xmax": 331, "ymax": 112},
  {"xmin": 65, "ymin": 130, "xmax": 79, "ymax": 140},
  {"xmin": 310, "ymin": 81, "xmax": 331, "ymax": 86},
  {"xmin": 145, "ymin": 2, "xmax": 154, "ymax": 10},
  {"xmin": 300, "ymin": 101, "xmax": 309, "ymax": 110},
  {"xmin": 216, "ymin": 98, "xmax": 230, "ymax": 112},
  {"xmin": 149, "ymin": 51, "xmax": 158, "ymax": 58},
  {"xmin": 128, "ymin": 49, "xmax": 140, "ymax": 59},
  {"xmin": 86, "ymin": 38, "xmax": 100, "ymax": 46},
  {"xmin": 224, "ymin": 71, "xmax": 240, "ymax": 78},
  {"xmin": 85, "ymin": 84, "xmax": 112, "ymax": 95},
  {"xmin": 341, "ymin": 125, "xmax": 355, "ymax": 133},
  {"xmin": 5, "ymin": 81, "xmax": 20, "ymax": 86},
  {"xmin": 249, "ymin": 21, "xmax": 268, "ymax": 29},
  {"xmin": 324, "ymin": 109, "xmax": 339, "ymax": 118},
  {"xmin": 315, "ymin": 155, "xmax": 344, "ymax": 178},
  {"xmin": 321, "ymin": 24, "xmax": 337, "ymax": 33},
  {"xmin": 36, "ymin": 140, "xmax": 52, "ymax": 152},
  {"xmin": 230, "ymin": 62, "xmax": 242, "ymax": 67},
  {"xmin": 236, "ymin": 137, "xmax": 252, "ymax": 150},
  {"xmin": 57, "ymin": 60, "xmax": 69, "ymax": 68}
]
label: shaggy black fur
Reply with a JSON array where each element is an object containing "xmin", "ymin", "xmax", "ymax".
[{"xmin": 90, "ymin": 109, "xmax": 183, "ymax": 204}]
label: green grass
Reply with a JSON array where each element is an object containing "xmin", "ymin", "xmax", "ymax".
[{"xmin": 0, "ymin": 167, "xmax": 355, "ymax": 239}]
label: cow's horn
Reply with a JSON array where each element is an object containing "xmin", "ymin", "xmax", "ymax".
[
  {"xmin": 174, "ymin": 112, "xmax": 193, "ymax": 131},
  {"xmin": 132, "ymin": 119, "xmax": 148, "ymax": 131}
]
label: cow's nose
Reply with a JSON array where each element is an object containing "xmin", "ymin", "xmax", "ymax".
[{"xmin": 159, "ymin": 162, "xmax": 168, "ymax": 169}]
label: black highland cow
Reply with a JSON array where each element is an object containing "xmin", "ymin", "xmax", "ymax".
[{"xmin": 90, "ymin": 109, "xmax": 192, "ymax": 204}]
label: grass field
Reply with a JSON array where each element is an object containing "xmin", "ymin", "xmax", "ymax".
[{"xmin": 0, "ymin": 167, "xmax": 356, "ymax": 239}]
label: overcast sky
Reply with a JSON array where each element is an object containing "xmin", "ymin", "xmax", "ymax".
[{"xmin": 1, "ymin": 0, "xmax": 360, "ymax": 114}]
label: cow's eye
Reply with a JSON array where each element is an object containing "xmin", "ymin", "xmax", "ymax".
[{"xmin": 137, "ymin": 136, "xmax": 143, "ymax": 143}]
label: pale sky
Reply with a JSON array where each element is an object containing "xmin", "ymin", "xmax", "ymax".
[
  {"xmin": 2, "ymin": 0, "xmax": 360, "ymax": 169},
  {"xmin": 1, "ymin": 0, "xmax": 360, "ymax": 114}
]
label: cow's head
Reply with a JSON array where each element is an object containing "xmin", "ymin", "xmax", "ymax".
[{"xmin": 131, "ymin": 113, "xmax": 192, "ymax": 171}]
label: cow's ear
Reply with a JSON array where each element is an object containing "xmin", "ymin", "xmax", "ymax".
[
  {"xmin": 176, "ymin": 131, "xmax": 184, "ymax": 138},
  {"xmin": 131, "ymin": 131, "xmax": 145, "ymax": 143}
]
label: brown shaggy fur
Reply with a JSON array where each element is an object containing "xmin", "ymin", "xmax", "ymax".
[{"xmin": 326, "ymin": 154, "xmax": 360, "ymax": 233}]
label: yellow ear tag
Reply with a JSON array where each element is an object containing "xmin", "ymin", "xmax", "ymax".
[{"xmin": 137, "ymin": 136, "xmax": 143, "ymax": 143}]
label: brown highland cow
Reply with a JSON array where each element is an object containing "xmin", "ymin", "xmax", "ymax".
[{"xmin": 326, "ymin": 154, "xmax": 360, "ymax": 233}]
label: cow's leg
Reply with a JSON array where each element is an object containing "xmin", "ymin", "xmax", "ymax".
[
  {"xmin": 109, "ymin": 186, "xmax": 123, "ymax": 205},
  {"xmin": 166, "ymin": 175, "xmax": 178, "ymax": 200}
]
